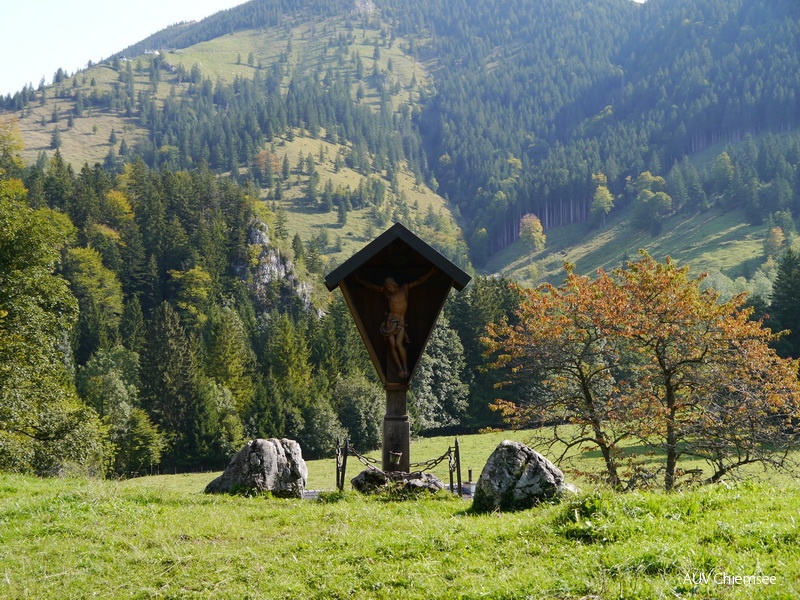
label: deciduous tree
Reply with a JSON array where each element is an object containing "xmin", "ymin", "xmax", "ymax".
[
  {"xmin": 519, "ymin": 213, "xmax": 546, "ymax": 254},
  {"xmin": 487, "ymin": 253, "xmax": 800, "ymax": 490},
  {"xmin": 485, "ymin": 267, "xmax": 629, "ymax": 487},
  {"xmin": 613, "ymin": 253, "xmax": 800, "ymax": 490},
  {"xmin": 591, "ymin": 183, "xmax": 614, "ymax": 227},
  {"xmin": 1, "ymin": 178, "xmax": 108, "ymax": 474},
  {"xmin": 63, "ymin": 247, "xmax": 124, "ymax": 363}
]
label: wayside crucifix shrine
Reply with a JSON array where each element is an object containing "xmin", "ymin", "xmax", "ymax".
[{"xmin": 324, "ymin": 223, "xmax": 471, "ymax": 472}]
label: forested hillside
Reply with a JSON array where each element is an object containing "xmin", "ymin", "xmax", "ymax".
[
  {"xmin": 3, "ymin": 0, "xmax": 799, "ymax": 266},
  {"xmin": 395, "ymin": 0, "xmax": 800, "ymax": 260},
  {"xmin": 2, "ymin": 0, "xmax": 800, "ymax": 476}
]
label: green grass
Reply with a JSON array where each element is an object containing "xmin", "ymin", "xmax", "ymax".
[
  {"xmin": 2, "ymin": 429, "xmax": 799, "ymax": 599},
  {"xmin": 490, "ymin": 207, "xmax": 767, "ymax": 286}
]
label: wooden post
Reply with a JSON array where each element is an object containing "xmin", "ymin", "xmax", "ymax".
[
  {"xmin": 448, "ymin": 446, "xmax": 454, "ymax": 494},
  {"xmin": 341, "ymin": 437, "xmax": 349, "ymax": 491},
  {"xmin": 382, "ymin": 386, "xmax": 410, "ymax": 472},
  {"xmin": 335, "ymin": 438, "xmax": 341, "ymax": 491},
  {"xmin": 455, "ymin": 437, "xmax": 463, "ymax": 497}
]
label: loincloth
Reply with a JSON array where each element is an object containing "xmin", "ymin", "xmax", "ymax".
[{"xmin": 380, "ymin": 318, "xmax": 410, "ymax": 343}]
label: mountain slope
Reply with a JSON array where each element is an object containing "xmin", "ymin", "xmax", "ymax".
[{"xmin": 2, "ymin": 0, "xmax": 799, "ymax": 285}]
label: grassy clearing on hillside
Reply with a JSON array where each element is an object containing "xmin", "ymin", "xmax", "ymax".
[
  {"xmin": 15, "ymin": 66, "xmax": 155, "ymax": 167},
  {"xmin": 2, "ymin": 456, "xmax": 798, "ymax": 599},
  {"xmin": 167, "ymin": 17, "xmax": 426, "ymax": 115},
  {"xmin": 13, "ymin": 10, "xmax": 430, "ymax": 171},
  {"xmin": 261, "ymin": 131, "xmax": 455, "ymax": 276},
  {"xmin": 492, "ymin": 207, "xmax": 767, "ymax": 287}
]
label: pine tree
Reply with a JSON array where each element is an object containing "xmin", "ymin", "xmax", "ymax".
[
  {"xmin": 204, "ymin": 305, "xmax": 257, "ymax": 414},
  {"xmin": 292, "ymin": 233, "xmax": 305, "ymax": 263},
  {"xmin": 139, "ymin": 302, "xmax": 202, "ymax": 466},
  {"xmin": 282, "ymin": 154, "xmax": 291, "ymax": 180},
  {"xmin": 50, "ymin": 127, "xmax": 62, "ymax": 150},
  {"xmin": 410, "ymin": 316, "xmax": 469, "ymax": 430},
  {"xmin": 770, "ymin": 248, "xmax": 800, "ymax": 358},
  {"xmin": 274, "ymin": 206, "xmax": 289, "ymax": 240},
  {"xmin": 120, "ymin": 295, "xmax": 146, "ymax": 354}
]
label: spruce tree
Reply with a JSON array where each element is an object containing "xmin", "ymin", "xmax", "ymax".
[
  {"xmin": 410, "ymin": 316, "xmax": 469, "ymax": 430},
  {"xmin": 139, "ymin": 302, "xmax": 203, "ymax": 466},
  {"xmin": 770, "ymin": 248, "xmax": 800, "ymax": 358},
  {"xmin": 204, "ymin": 305, "xmax": 257, "ymax": 414}
]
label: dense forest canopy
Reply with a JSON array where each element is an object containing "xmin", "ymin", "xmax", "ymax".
[{"xmin": 391, "ymin": 0, "xmax": 800, "ymax": 258}]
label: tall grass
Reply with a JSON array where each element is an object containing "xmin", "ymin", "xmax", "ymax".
[{"xmin": 2, "ymin": 430, "xmax": 799, "ymax": 599}]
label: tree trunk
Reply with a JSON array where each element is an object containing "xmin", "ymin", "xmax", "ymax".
[{"xmin": 664, "ymin": 401, "xmax": 677, "ymax": 491}]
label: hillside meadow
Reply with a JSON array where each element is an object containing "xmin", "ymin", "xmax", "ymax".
[
  {"xmin": 2, "ymin": 430, "xmax": 799, "ymax": 599},
  {"xmin": 489, "ymin": 207, "xmax": 768, "ymax": 288}
]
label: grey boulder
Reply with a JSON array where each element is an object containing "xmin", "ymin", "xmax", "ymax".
[
  {"xmin": 351, "ymin": 469, "xmax": 445, "ymax": 494},
  {"xmin": 205, "ymin": 438, "xmax": 308, "ymax": 497},
  {"xmin": 472, "ymin": 440, "xmax": 570, "ymax": 512}
]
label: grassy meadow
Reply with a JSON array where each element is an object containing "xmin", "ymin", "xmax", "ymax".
[
  {"xmin": 489, "ymin": 207, "xmax": 768, "ymax": 288},
  {"xmin": 2, "ymin": 430, "xmax": 799, "ymax": 599}
]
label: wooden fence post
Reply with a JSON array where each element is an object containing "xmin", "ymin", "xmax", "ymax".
[
  {"xmin": 340, "ymin": 437, "xmax": 349, "ymax": 492},
  {"xmin": 448, "ymin": 446, "xmax": 455, "ymax": 494},
  {"xmin": 455, "ymin": 437, "xmax": 462, "ymax": 497}
]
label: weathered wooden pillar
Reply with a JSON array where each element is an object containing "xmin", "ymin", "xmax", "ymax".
[{"xmin": 383, "ymin": 385, "xmax": 410, "ymax": 472}]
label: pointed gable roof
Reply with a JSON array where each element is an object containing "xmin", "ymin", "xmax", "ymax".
[{"xmin": 324, "ymin": 222, "xmax": 471, "ymax": 292}]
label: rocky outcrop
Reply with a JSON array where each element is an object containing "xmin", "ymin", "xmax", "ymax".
[
  {"xmin": 351, "ymin": 469, "xmax": 445, "ymax": 494},
  {"xmin": 236, "ymin": 221, "xmax": 313, "ymax": 313},
  {"xmin": 472, "ymin": 441, "xmax": 570, "ymax": 512},
  {"xmin": 205, "ymin": 438, "xmax": 308, "ymax": 497}
]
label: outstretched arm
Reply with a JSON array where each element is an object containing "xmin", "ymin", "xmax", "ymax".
[
  {"xmin": 409, "ymin": 266, "xmax": 437, "ymax": 289},
  {"xmin": 351, "ymin": 272, "xmax": 383, "ymax": 292}
]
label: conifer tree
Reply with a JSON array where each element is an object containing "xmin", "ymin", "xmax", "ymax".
[
  {"xmin": 770, "ymin": 248, "xmax": 800, "ymax": 358},
  {"xmin": 204, "ymin": 305, "xmax": 257, "ymax": 414},
  {"xmin": 410, "ymin": 316, "xmax": 469, "ymax": 430},
  {"xmin": 139, "ymin": 302, "xmax": 203, "ymax": 466},
  {"xmin": 120, "ymin": 295, "xmax": 146, "ymax": 354}
]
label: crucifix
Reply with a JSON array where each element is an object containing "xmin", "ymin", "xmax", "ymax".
[{"xmin": 352, "ymin": 267, "xmax": 436, "ymax": 379}]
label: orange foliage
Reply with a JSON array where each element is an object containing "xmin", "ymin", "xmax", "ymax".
[{"xmin": 486, "ymin": 252, "xmax": 800, "ymax": 490}]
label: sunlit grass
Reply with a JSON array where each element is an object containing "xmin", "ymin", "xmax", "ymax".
[
  {"xmin": 2, "ymin": 461, "xmax": 798, "ymax": 598},
  {"xmin": 493, "ymin": 207, "xmax": 767, "ymax": 287},
  {"xmin": 2, "ymin": 427, "xmax": 800, "ymax": 598}
]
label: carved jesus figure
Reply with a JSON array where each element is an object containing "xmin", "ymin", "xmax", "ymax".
[{"xmin": 354, "ymin": 267, "xmax": 436, "ymax": 379}]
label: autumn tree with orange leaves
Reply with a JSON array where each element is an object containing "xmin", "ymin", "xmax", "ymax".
[
  {"xmin": 486, "ymin": 265, "xmax": 631, "ymax": 488},
  {"xmin": 486, "ymin": 253, "xmax": 800, "ymax": 490}
]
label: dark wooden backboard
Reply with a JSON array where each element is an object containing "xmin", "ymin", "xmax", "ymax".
[{"xmin": 325, "ymin": 223, "xmax": 471, "ymax": 387}]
